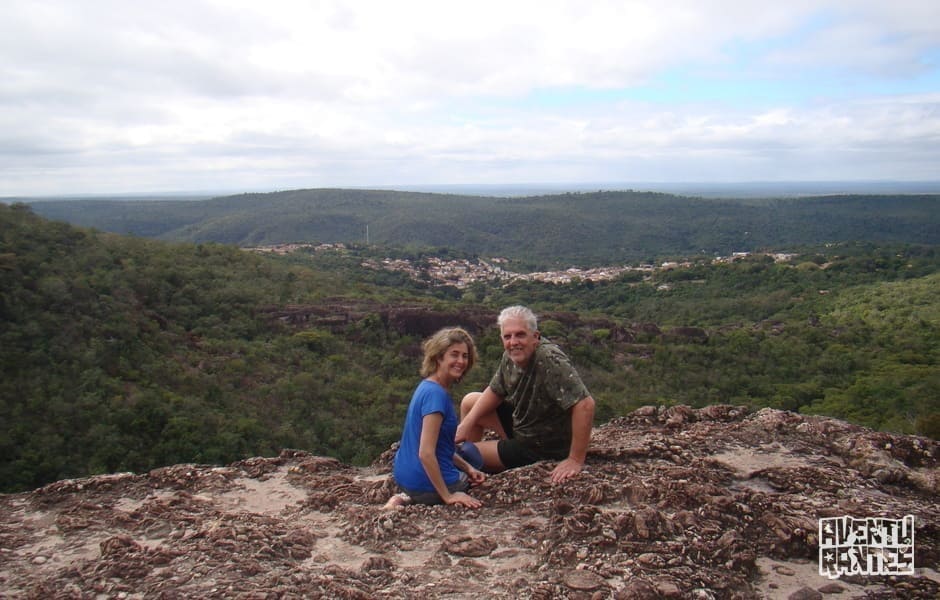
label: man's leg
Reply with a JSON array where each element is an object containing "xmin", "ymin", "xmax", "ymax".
[
  {"xmin": 460, "ymin": 392, "xmax": 509, "ymax": 441},
  {"xmin": 473, "ymin": 440, "xmax": 506, "ymax": 473},
  {"xmin": 476, "ymin": 438, "xmax": 541, "ymax": 474}
]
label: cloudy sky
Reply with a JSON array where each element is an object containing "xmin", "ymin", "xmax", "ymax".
[{"xmin": 2, "ymin": 0, "xmax": 939, "ymax": 196}]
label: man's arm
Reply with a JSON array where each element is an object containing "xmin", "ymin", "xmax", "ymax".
[
  {"xmin": 550, "ymin": 395, "xmax": 595, "ymax": 483},
  {"xmin": 455, "ymin": 386, "xmax": 504, "ymax": 443}
]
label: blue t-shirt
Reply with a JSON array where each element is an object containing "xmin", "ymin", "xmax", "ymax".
[{"xmin": 392, "ymin": 379, "xmax": 460, "ymax": 493}]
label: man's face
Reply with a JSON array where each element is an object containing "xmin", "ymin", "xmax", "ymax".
[{"xmin": 500, "ymin": 316, "xmax": 540, "ymax": 368}]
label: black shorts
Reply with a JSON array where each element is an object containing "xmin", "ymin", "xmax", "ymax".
[
  {"xmin": 494, "ymin": 402, "xmax": 552, "ymax": 469},
  {"xmin": 496, "ymin": 401, "xmax": 514, "ymax": 438},
  {"xmin": 496, "ymin": 438, "xmax": 542, "ymax": 470}
]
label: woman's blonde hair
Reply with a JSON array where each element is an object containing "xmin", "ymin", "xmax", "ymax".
[{"xmin": 420, "ymin": 327, "xmax": 478, "ymax": 379}]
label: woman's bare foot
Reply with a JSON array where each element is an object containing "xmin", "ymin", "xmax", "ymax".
[{"xmin": 382, "ymin": 492, "xmax": 411, "ymax": 509}]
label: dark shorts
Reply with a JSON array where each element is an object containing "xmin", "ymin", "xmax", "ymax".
[
  {"xmin": 494, "ymin": 402, "xmax": 550, "ymax": 469},
  {"xmin": 496, "ymin": 438, "xmax": 543, "ymax": 470},
  {"xmin": 496, "ymin": 401, "xmax": 514, "ymax": 438},
  {"xmin": 400, "ymin": 471, "xmax": 469, "ymax": 505}
]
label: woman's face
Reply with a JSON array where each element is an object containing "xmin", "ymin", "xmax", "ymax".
[{"xmin": 434, "ymin": 341, "xmax": 470, "ymax": 386}]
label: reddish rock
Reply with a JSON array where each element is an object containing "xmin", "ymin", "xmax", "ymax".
[
  {"xmin": 563, "ymin": 569, "xmax": 606, "ymax": 591},
  {"xmin": 441, "ymin": 534, "xmax": 497, "ymax": 557},
  {"xmin": 1, "ymin": 407, "xmax": 937, "ymax": 598}
]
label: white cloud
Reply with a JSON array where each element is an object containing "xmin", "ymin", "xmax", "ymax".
[{"xmin": 1, "ymin": 0, "xmax": 938, "ymax": 194}]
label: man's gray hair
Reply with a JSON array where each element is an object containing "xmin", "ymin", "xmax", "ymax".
[{"xmin": 497, "ymin": 305, "xmax": 538, "ymax": 332}]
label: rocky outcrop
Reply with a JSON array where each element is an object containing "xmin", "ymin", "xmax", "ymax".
[
  {"xmin": 263, "ymin": 302, "xmax": 671, "ymax": 347},
  {"xmin": 261, "ymin": 301, "xmax": 497, "ymax": 337},
  {"xmin": 664, "ymin": 326, "xmax": 709, "ymax": 344},
  {"xmin": 1, "ymin": 407, "xmax": 937, "ymax": 599}
]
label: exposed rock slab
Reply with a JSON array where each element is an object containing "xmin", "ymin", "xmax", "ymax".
[{"xmin": 1, "ymin": 407, "xmax": 937, "ymax": 598}]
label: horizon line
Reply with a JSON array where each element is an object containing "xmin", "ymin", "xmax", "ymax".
[{"xmin": 6, "ymin": 179, "xmax": 940, "ymax": 201}]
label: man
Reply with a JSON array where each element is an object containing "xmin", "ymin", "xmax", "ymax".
[{"xmin": 455, "ymin": 305, "xmax": 595, "ymax": 483}]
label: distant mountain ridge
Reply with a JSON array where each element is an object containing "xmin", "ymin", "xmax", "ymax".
[{"xmin": 25, "ymin": 188, "xmax": 940, "ymax": 266}]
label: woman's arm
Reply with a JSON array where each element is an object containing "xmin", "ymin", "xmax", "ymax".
[
  {"xmin": 418, "ymin": 413, "xmax": 481, "ymax": 507},
  {"xmin": 452, "ymin": 452, "xmax": 486, "ymax": 485}
]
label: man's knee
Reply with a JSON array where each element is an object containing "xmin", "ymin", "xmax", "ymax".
[{"xmin": 461, "ymin": 391, "xmax": 482, "ymax": 416}]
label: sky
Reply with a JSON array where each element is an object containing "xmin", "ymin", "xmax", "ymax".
[{"xmin": 2, "ymin": 0, "xmax": 939, "ymax": 196}]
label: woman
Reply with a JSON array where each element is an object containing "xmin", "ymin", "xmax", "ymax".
[{"xmin": 384, "ymin": 327, "xmax": 485, "ymax": 509}]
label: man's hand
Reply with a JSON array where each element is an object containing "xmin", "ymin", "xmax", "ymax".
[
  {"xmin": 550, "ymin": 458, "xmax": 584, "ymax": 483},
  {"xmin": 454, "ymin": 421, "xmax": 471, "ymax": 444}
]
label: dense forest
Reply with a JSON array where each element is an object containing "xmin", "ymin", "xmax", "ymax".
[
  {"xmin": 1, "ymin": 199, "xmax": 938, "ymax": 493},
  {"xmin": 25, "ymin": 189, "xmax": 940, "ymax": 268}
]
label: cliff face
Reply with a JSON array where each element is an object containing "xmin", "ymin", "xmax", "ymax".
[{"xmin": 1, "ymin": 406, "xmax": 937, "ymax": 599}]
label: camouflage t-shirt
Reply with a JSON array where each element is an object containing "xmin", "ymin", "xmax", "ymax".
[{"xmin": 488, "ymin": 340, "xmax": 591, "ymax": 459}]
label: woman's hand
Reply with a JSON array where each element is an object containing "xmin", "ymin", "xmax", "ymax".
[
  {"xmin": 445, "ymin": 491, "xmax": 482, "ymax": 508},
  {"xmin": 465, "ymin": 466, "xmax": 486, "ymax": 485}
]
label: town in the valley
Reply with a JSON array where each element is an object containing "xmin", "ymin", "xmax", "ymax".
[{"xmin": 247, "ymin": 242, "xmax": 798, "ymax": 289}]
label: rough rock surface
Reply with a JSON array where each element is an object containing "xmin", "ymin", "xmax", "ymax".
[{"xmin": 1, "ymin": 406, "xmax": 937, "ymax": 599}]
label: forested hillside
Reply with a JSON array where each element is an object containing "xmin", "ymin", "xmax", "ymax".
[
  {"xmin": 2, "ymin": 202, "xmax": 938, "ymax": 493},
  {"xmin": 26, "ymin": 189, "xmax": 940, "ymax": 268},
  {"xmin": 0, "ymin": 203, "xmax": 411, "ymax": 492}
]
